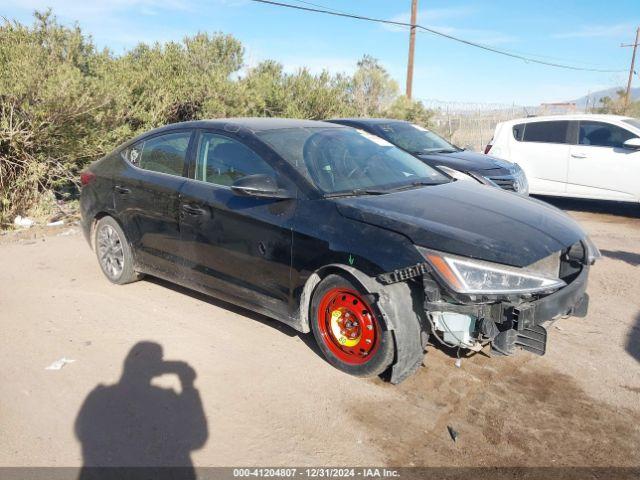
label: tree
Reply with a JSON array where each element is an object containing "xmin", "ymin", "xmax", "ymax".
[
  {"xmin": 0, "ymin": 13, "xmax": 435, "ymax": 226},
  {"xmin": 351, "ymin": 55, "xmax": 398, "ymax": 116},
  {"xmin": 242, "ymin": 62, "xmax": 355, "ymax": 119},
  {"xmin": 595, "ymin": 89, "xmax": 639, "ymax": 115},
  {"xmin": 385, "ymin": 95, "xmax": 433, "ymax": 126},
  {"xmin": 0, "ymin": 11, "xmax": 110, "ymax": 224}
]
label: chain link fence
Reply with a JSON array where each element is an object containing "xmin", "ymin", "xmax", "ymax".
[{"xmin": 422, "ymin": 99, "xmax": 579, "ymax": 152}]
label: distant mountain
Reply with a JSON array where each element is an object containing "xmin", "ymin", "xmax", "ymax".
[{"xmin": 570, "ymin": 86, "xmax": 640, "ymax": 109}]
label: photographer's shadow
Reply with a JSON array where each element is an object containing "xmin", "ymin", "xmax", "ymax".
[{"xmin": 74, "ymin": 342, "xmax": 208, "ymax": 479}]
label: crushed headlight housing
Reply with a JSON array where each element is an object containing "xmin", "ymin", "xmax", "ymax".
[{"xmin": 418, "ymin": 247, "xmax": 566, "ymax": 295}]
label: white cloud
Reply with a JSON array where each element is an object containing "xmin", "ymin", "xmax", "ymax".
[
  {"xmin": 552, "ymin": 23, "xmax": 634, "ymax": 39},
  {"xmin": 242, "ymin": 36, "xmax": 359, "ymax": 76},
  {"xmin": 2, "ymin": 0, "xmax": 201, "ymax": 51},
  {"xmin": 278, "ymin": 56, "xmax": 357, "ymax": 75},
  {"xmin": 386, "ymin": 6, "xmax": 477, "ymax": 28},
  {"xmin": 419, "ymin": 26, "xmax": 516, "ymax": 46},
  {"xmin": 383, "ymin": 6, "xmax": 516, "ymax": 46},
  {"xmin": 2, "ymin": 0, "xmax": 192, "ymax": 19}
]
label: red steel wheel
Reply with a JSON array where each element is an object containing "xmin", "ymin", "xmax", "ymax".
[
  {"xmin": 316, "ymin": 287, "xmax": 380, "ymax": 365},
  {"xmin": 311, "ymin": 274, "xmax": 395, "ymax": 377}
]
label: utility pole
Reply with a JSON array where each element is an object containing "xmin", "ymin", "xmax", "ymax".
[
  {"xmin": 621, "ymin": 26, "xmax": 640, "ymax": 110},
  {"xmin": 405, "ymin": 0, "xmax": 418, "ymax": 99}
]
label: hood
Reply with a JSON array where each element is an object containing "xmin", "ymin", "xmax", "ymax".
[
  {"xmin": 418, "ymin": 150, "xmax": 512, "ymax": 173},
  {"xmin": 334, "ymin": 181, "xmax": 586, "ymax": 267}
]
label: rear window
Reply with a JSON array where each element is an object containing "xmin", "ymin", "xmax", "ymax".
[
  {"xmin": 123, "ymin": 131, "xmax": 191, "ymax": 177},
  {"xmin": 521, "ymin": 121, "xmax": 570, "ymax": 144}
]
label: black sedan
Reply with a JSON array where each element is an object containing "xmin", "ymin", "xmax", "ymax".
[
  {"xmin": 80, "ymin": 118, "xmax": 597, "ymax": 383},
  {"xmin": 327, "ymin": 118, "xmax": 529, "ymax": 195}
]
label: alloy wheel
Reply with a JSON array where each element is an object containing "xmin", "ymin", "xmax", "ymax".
[{"xmin": 97, "ymin": 224, "xmax": 124, "ymax": 279}]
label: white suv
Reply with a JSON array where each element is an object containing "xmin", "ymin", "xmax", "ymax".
[{"xmin": 487, "ymin": 114, "xmax": 640, "ymax": 202}]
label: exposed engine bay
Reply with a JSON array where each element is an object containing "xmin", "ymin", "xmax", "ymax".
[{"xmin": 378, "ymin": 239, "xmax": 597, "ymax": 358}]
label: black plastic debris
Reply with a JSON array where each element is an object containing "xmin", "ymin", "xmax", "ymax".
[{"xmin": 447, "ymin": 425, "xmax": 458, "ymax": 442}]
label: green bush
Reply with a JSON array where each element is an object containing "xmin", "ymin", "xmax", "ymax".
[{"xmin": 0, "ymin": 11, "xmax": 433, "ymax": 225}]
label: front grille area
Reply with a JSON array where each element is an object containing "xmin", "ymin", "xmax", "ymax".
[{"xmin": 489, "ymin": 176, "xmax": 517, "ymax": 191}]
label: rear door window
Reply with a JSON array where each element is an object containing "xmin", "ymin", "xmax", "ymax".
[
  {"xmin": 521, "ymin": 121, "xmax": 570, "ymax": 144},
  {"xmin": 195, "ymin": 132, "xmax": 276, "ymax": 186},
  {"xmin": 124, "ymin": 131, "xmax": 192, "ymax": 177},
  {"xmin": 578, "ymin": 121, "xmax": 637, "ymax": 148}
]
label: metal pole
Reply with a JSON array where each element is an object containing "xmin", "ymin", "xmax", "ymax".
[
  {"xmin": 405, "ymin": 0, "xmax": 418, "ymax": 99},
  {"xmin": 623, "ymin": 27, "xmax": 640, "ymax": 110}
]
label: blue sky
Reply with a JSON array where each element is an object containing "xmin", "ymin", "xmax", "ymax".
[{"xmin": 3, "ymin": 0, "xmax": 639, "ymax": 105}]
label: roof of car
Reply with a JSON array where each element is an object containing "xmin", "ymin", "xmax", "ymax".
[
  {"xmin": 328, "ymin": 118, "xmax": 410, "ymax": 125},
  {"xmin": 118, "ymin": 118, "xmax": 348, "ymax": 151},
  {"xmin": 164, "ymin": 117, "xmax": 345, "ymax": 133},
  {"xmin": 499, "ymin": 113, "xmax": 635, "ymax": 125}
]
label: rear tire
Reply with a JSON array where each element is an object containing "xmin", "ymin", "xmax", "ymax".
[
  {"xmin": 94, "ymin": 216, "xmax": 142, "ymax": 285},
  {"xmin": 311, "ymin": 273, "xmax": 394, "ymax": 377}
]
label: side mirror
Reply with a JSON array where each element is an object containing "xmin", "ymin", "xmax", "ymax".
[
  {"xmin": 623, "ymin": 138, "xmax": 640, "ymax": 150},
  {"xmin": 231, "ymin": 174, "xmax": 293, "ymax": 199}
]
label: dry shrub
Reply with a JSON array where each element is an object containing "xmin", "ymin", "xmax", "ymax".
[{"xmin": 0, "ymin": 11, "xmax": 433, "ymax": 226}]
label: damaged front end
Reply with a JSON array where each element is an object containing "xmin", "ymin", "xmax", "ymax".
[{"xmin": 378, "ymin": 237, "xmax": 600, "ymax": 357}]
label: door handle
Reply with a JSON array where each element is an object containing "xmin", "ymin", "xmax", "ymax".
[
  {"xmin": 571, "ymin": 153, "xmax": 587, "ymax": 159},
  {"xmin": 114, "ymin": 185, "xmax": 131, "ymax": 194},
  {"xmin": 181, "ymin": 204, "xmax": 206, "ymax": 215}
]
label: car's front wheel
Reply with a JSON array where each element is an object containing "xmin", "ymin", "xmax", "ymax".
[
  {"xmin": 311, "ymin": 273, "xmax": 394, "ymax": 377},
  {"xmin": 94, "ymin": 216, "xmax": 142, "ymax": 285}
]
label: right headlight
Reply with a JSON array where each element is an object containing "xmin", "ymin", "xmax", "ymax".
[
  {"xmin": 511, "ymin": 164, "xmax": 529, "ymax": 195},
  {"xmin": 418, "ymin": 247, "xmax": 566, "ymax": 295}
]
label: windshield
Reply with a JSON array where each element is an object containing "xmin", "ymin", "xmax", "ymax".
[
  {"xmin": 257, "ymin": 127, "xmax": 449, "ymax": 195},
  {"xmin": 377, "ymin": 122, "xmax": 457, "ymax": 154},
  {"xmin": 623, "ymin": 118, "xmax": 640, "ymax": 131}
]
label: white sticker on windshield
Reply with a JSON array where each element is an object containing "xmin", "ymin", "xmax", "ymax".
[
  {"xmin": 412, "ymin": 124, "xmax": 431, "ymax": 132},
  {"xmin": 356, "ymin": 129, "xmax": 393, "ymax": 147}
]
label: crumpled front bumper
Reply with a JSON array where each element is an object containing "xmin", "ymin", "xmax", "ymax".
[
  {"xmin": 510, "ymin": 265, "xmax": 589, "ymax": 330},
  {"xmin": 424, "ymin": 264, "xmax": 590, "ymax": 356}
]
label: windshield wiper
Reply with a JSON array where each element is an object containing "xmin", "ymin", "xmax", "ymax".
[
  {"xmin": 323, "ymin": 188, "xmax": 389, "ymax": 198},
  {"xmin": 324, "ymin": 180, "xmax": 446, "ymax": 198},
  {"xmin": 411, "ymin": 148, "xmax": 458, "ymax": 155},
  {"xmin": 428, "ymin": 148, "xmax": 458, "ymax": 154},
  {"xmin": 381, "ymin": 180, "xmax": 445, "ymax": 193}
]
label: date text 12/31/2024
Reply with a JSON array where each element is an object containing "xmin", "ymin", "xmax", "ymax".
[{"xmin": 232, "ymin": 468, "xmax": 400, "ymax": 478}]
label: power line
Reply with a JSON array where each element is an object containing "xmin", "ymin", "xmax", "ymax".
[
  {"xmin": 292, "ymin": 0, "xmax": 619, "ymax": 68},
  {"xmin": 289, "ymin": 0, "xmax": 347, "ymax": 15},
  {"xmin": 248, "ymin": 0, "xmax": 626, "ymax": 73},
  {"xmin": 412, "ymin": 30, "xmax": 610, "ymax": 67}
]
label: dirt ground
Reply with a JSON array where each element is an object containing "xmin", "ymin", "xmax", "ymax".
[{"xmin": 0, "ymin": 197, "xmax": 639, "ymax": 469}]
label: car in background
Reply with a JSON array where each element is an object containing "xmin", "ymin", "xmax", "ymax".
[
  {"xmin": 327, "ymin": 118, "xmax": 529, "ymax": 195},
  {"xmin": 487, "ymin": 114, "xmax": 640, "ymax": 203},
  {"xmin": 80, "ymin": 118, "xmax": 597, "ymax": 383}
]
